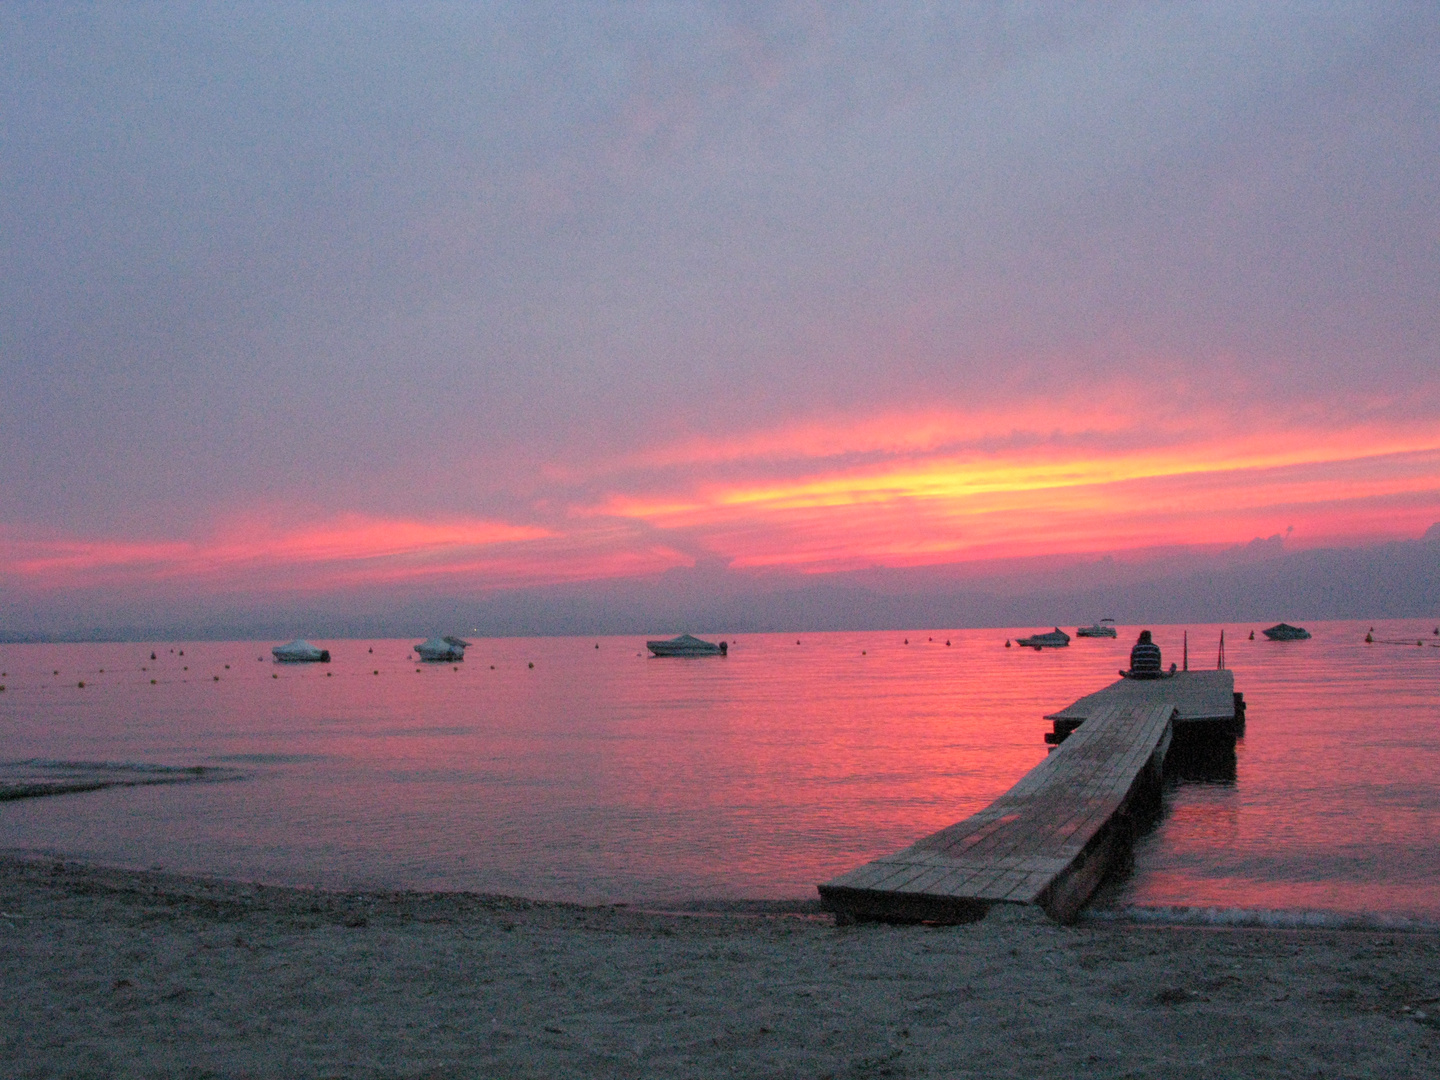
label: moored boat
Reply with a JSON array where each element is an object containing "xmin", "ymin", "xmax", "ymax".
[
  {"xmin": 1075, "ymin": 618, "xmax": 1117, "ymax": 638},
  {"xmin": 271, "ymin": 639, "xmax": 330, "ymax": 663},
  {"xmin": 1014, "ymin": 628, "xmax": 1071, "ymax": 649},
  {"xmin": 1262, "ymin": 622, "xmax": 1311, "ymax": 641},
  {"xmin": 646, "ymin": 634, "xmax": 727, "ymax": 657},
  {"xmin": 415, "ymin": 635, "xmax": 471, "ymax": 662}
]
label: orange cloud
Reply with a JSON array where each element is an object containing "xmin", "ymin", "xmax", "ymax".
[
  {"xmin": 584, "ymin": 407, "xmax": 1440, "ymax": 572},
  {"xmin": 5, "ymin": 397, "xmax": 1439, "ymax": 596}
]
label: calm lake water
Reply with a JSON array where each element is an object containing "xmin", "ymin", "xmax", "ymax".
[{"xmin": 1, "ymin": 621, "xmax": 1437, "ymax": 920}]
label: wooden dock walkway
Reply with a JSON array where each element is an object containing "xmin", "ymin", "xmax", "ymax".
[
  {"xmin": 1043, "ymin": 669, "xmax": 1241, "ymax": 744},
  {"xmin": 818, "ymin": 671, "xmax": 1244, "ymax": 924}
]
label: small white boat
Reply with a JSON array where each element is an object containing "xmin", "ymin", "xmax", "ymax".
[
  {"xmin": 1262, "ymin": 623, "xmax": 1311, "ymax": 641},
  {"xmin": 415, "ymin": 636, "xmax": 471, "ymax": 662},
  {"xmin": 646, "ymin": 634, "xmax": 727, "ymax": 657},
  {"xmin": 1075, "ymin": 619, "xmax": 1117, "ymax": 638},
  {"xmin": 1014, "ymin": 628, "xmax": 1071, "ymax": 649},
  {"xmin": 272, "ymin": 639, "xmax": 330, "ymax": 663}
]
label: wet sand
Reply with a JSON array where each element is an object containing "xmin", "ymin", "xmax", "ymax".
[{"xmin": 2, "ymin": 854, "xmax": 1437, "ymax": 1078}]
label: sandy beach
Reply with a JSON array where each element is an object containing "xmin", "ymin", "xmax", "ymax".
[{"xmin": 2, "ymin": 855, "xmax": 1437, "ymax": 1078}]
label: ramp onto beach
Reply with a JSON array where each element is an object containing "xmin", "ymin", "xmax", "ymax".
[{"xmin": 817, "ymin": 700, "xmax": 1178, "ymax": 925}]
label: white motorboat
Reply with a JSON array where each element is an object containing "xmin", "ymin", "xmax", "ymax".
[
  {"xmin": 1075, "ymin": 619, "xmax": 1118, "ymax": 638},
  {"xmin": 415, "ymin": 636, "xmax": 472, "ymax": 662},
  {"xmin": 272, "ymin": 639, "xmax": 330, "ymax": 663},
  {"xmin": 646, "ymin": 634, "xmax": 727, "ymax": 657}
]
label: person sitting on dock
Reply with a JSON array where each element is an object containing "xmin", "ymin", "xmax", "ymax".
[{"xmin": 1125, "ymin": 630, "xmax": 1163, "ymax": 679}]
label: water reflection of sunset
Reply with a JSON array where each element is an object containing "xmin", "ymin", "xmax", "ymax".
[{"xmin": 2, "ymin": 624, "xmax": 1437, "ymax": 917}]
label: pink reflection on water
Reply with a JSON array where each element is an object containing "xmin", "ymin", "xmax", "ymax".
[{"xmin": 1, "ymin": 622, "xmax": 1437, "ymax": 916}]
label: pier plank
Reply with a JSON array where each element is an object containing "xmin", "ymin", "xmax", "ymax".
[
  {"xmin": 817, "ymin": 700, "xmax": 1179, "ymax": 924},
  {"xmin": 1045, "ymin": 669, "xmax": 1234, "ymax": 724}
]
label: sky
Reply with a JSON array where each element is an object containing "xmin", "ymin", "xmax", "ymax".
[{"xmin": 3, "ymin": 2, "xmax": 1438, "ymax": 635}]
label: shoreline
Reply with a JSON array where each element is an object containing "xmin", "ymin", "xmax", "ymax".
[
  {"xmin": 7, "ymin": 845, "xmax": 1437, "ymax": 934},
  {"xmin": 5, "ymin": 854, "xmax": 1437, "ymax": 1078}
]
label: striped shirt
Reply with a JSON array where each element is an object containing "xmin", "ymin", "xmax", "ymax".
[{"xmin": 1129, "ymin": 640, "xmax": 1162, "ymax": 677}]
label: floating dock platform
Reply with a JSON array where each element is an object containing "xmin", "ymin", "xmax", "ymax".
[{"xmin": 817, "ymin": 671, "xmax": 1243, "ymax": 925}]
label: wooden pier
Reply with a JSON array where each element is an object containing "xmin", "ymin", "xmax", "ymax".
[{"xmin": 817, "ymin": 671, "xmax": 1244, "ymax": 925}]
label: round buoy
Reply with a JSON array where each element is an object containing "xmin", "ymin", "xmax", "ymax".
[
  {"xmin": 77, "ymin": 681, "xmax": 84, "ymax": 688},
  {"xmin": 1249, "ymin": 631, "xmax": 1254, "ymax": 640},
  {"xmin": 528, "ymin": 662, "xmax": 534, "ymax": 669},
  {"xmin": 150, "ymin": 679, "xmax": 156, "ymax": 685},
  {"xmin": 945, "ymin": 639, "xmax": 951, "ymax": 646},
  {"xmin": 1004, "ymin": 639, "xmax": 1011, "ymax": 647}
]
